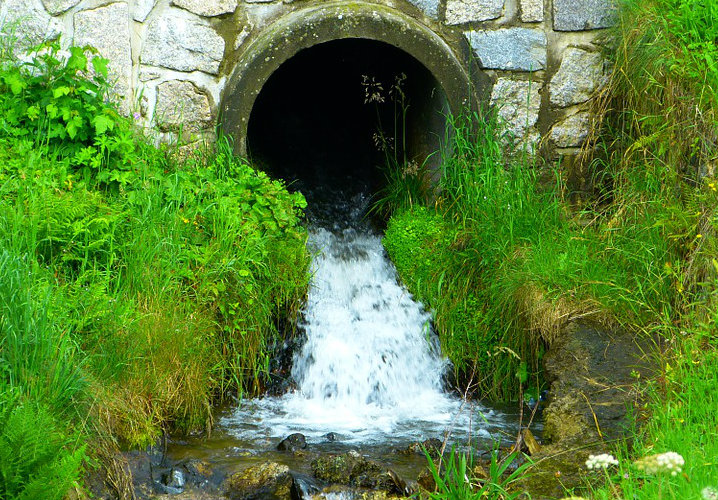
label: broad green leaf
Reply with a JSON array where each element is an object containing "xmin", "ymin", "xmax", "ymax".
[
  {"xmin": 26, "ymin": 105, "xmax": 40, "ymax": 120},
  {"xmin": 66, "ymin": 122, "xmax": 78, "ymax": 139},
  {"xmin": 46, "ymin": 103, "xmax": 59, "ymax": 119},
  {"xmin": 67, "ymin": 47, "xmax": 88, "ymax": 72},
  {"xmin": 4, "ymin": 72, "xmax": 26, "ymax": 95},
  {"xmin": 53, "ymin": 86, "xmax": 72, "ymax": 98},
  {"xmin": 93, "ymin": 115, "xmax": 115, "ymax": 135},
  {"xmin": 91, "ymin": 56, "xmax": 109, "ymax": 79}
]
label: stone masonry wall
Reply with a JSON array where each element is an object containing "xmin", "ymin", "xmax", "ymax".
[{"xmin": 1, "ymin": 0, "xmax": 614, "ymax": 160}]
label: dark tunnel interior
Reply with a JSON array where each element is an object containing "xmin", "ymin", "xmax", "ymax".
[{"xmin": 246, "ymin": 38, "xmax": 449, "ymax": 210}]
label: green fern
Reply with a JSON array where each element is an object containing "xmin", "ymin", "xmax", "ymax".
[{"xmin": 0, "ymin": 397, "xmax": 85, "ymax": 500}]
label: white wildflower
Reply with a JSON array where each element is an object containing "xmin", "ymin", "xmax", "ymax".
[
  {"xmin": 702, "ymin": 486, "xmax": 718, "ymax": 500},
  {"xmin": 585, "ymin": 453, "xmax": 619, "ymax": 470},
  {"xmin": 634, "ymin": 452, "xmax": 685, "ymax": 476}
]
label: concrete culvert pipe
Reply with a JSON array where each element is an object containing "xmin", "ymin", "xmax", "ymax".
[{"xmin": 221, "ymin": 1, "xmax": 486, "ymax": 190}]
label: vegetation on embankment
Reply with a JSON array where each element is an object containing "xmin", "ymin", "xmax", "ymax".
[
  {"xmin": 0, "ymin": 41, "xmax": 309, "ymax": 499},
  {"xmin": 381, "ymin": 0, "xmax": 718, "ymax": 496}
]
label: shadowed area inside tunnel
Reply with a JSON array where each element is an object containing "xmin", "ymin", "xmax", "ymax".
[{"xmin": 246, "ymin": 38, "xmax": 449, "ymax": 205}]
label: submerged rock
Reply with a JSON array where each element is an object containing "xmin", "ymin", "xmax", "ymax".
[
  {"xmin": 398, "ymin": 438, "xmax": 443, "ymax": 459},
  {"xmin": 310, "ymin": 451, "xmax": 404, "ymax": 494},
  {"xmin": 225, "ymin": 461, "xmax": 293, "ymax": 500},
  {"xmin": 277, "ymin": 433, "xmax": 307, "ymax": 452},
  {"xmin": 291, "ymin": 473, "xmax": 321, "ymax": 500},
  {"xmin": 160, "ymin": 468, "xmax": 185, "ymax": 494},
  {"xmin": 314, "ymin": 485, "xmax": 396, "ymax": 500}
]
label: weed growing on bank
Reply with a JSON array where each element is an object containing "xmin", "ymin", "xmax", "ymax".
[
  {"xmin": 579, "ymin": 0, "xmax": 718, "ymax": 498},
  {"xmin": 425, "ymin": 447, "xmax": 530, "ymax": 500},
  {"xmin": 382, "ymin": 0, "xmax": 718, "ymax": 497},
  {"xmin": 383, "ymin": 109, "xmax": 684, "ymax": 400},
  {"xmin": 0, "ymin": 40, "xmax": 309, "ymax": 498}
]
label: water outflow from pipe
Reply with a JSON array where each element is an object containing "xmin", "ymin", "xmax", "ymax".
[{"xmin": 221, "ymin": 192, "xmax": 505, "ymax": 445}]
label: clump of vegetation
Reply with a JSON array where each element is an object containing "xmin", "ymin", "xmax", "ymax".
[
  {"xmin": 425, "ymin": 447, "xmax": 530, "ymax": 500},
  {"xmin": 380, "ymin": 0, "xmax": 713, "ymax": 409},
  {"xmin": 383, "ymin": 0, "xmax": 717, "ymax": 496},
  {"xmin": 579, "ymin": 0, "xmax": 718, "ymax": 498},
  {"xmin": 0, "ymin": 39, "xmax": 309, "ymax": 497},
  {"xmin": 383, "ymin": 108, "xmax": 684, "ymax": 400}
]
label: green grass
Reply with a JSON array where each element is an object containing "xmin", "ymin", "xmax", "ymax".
[
  {"xmin": 579, "ymin": 0, "xmax": 718, "ymax": 498},
  {"xmin": 383, "ymin": 109, "xmax": 685, "ymax": 400},
  {"xmin": 388, "ymin": 0, "xmax": 718, "ymax": 497},
  {"xmin": 0, "ymin": 39, "xmax": 310, "ymax": 497}
]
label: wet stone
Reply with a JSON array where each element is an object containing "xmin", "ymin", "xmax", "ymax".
[
  {"xmin": 160, "ymin": 468, "xmax": 185, "ymax": 494},
  {"xmin": 399, "ymin": 438, "xmax": 443, "ymax": 459},
  {"xmin": 277, "ymin": 433, "xmax": 307, "ymax": 452},
  {"xmin": 225, "ymin": 461, "xmax": 293, "ymax": 500},
  {"xmin": 291, "ymin": 473, "xmax": 321, "ymax": 500},
  {"xmin": 181, "ymin": 459, "xmax": 213, "ymax": 488},
  {"xmin": 311, "ymin": 451, "xmax": 402, "ymax": 493}
]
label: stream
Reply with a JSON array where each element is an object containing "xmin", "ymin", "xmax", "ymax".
[{"xmin": 163, "ymin": 187, "xmax": 523, "ymax": 497}]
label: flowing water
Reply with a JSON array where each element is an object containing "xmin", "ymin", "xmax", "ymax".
[
  {"xmin": 219, "ymin": 192, "xmax": 507, "ymax": 446},
  {"xmin": 166, "ymin": 188, "xmax": 519, "ymax": 488}
]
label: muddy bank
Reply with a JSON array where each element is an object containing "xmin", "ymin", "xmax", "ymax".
[{"xmin": 518, "ymin": 319, "xmax": 653, "ymax": 499}]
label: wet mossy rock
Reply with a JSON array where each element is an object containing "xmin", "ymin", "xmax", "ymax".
[
  {"xmin": 519, "ymin": 320, "xmax": 653, "ymax": 499},
  {"xmin": 542, "ymin": 320, "xmax": 650, "ymax": 447},
  {"xmin": 311, "ymin": 451, "xmax": 404, "ymax": 494},
  {"xmin": 224, "ymin": 461, "xmax": 293, "ymax": 500},
  {"xmin": 318, "ymin": 486, "xmax": 399, "ymax": 500},
  {"xmin": 277, "ymin": 432, "xmax": 308, "ymax": 452}
]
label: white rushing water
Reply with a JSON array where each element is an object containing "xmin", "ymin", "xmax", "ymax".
[{"xmin": 221, "ymin": 195, "xmax": 505, "ymax": 445}]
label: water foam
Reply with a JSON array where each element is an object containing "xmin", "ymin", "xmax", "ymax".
[{"xmin": 221, "ymin": 215, "xmax": 505, "ymax": 445}]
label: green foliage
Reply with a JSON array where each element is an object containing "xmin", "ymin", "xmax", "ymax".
[
  {"xmin": 0, "ymin": 396, "xmax": 86, "ymax": 500},
  {"xmin": 0, "ymin": 249, "xmax": 86, "ymax": 418},
  {"xmin": 581, "ymin": 0, "xmax": 718, "ymax": 498},
  {"xmin": 368, "ymin": 72, "xmax": 435, "ymax": 218},
  {"xmin": 385, "ymin": 112, "xmax": 565, "ymax": 398},
  {"xmin": 0, "ymin": 251, "xmax": 87, "ymax": 500},
  {"xmin": 384, "ymin": 96, "xmax": 696, "ymax": 399},
  {"xmin": 424, "ymin": 447, "xmax": 530, "ymax": 500},
  {"xmin": 0, "ymin": 41, "xmax": 113, "ymax": 149},
  {"xmin": 0, "ymin": 37, "xmax": 310, "ymax": 465}
]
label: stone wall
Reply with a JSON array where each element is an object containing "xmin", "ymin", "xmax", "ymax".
[{"xmin": 1, "ymin": 0, "xmax": 614, "ymax": 159}]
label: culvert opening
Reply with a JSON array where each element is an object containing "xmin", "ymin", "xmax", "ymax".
[{"xmin": 246, "ymin": 38, "xmax": 450, "ymax": 202}]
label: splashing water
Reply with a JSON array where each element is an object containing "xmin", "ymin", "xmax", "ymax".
[{"xmin": 221, "ymin": 194, "xmax": 506, "ymax": 446}]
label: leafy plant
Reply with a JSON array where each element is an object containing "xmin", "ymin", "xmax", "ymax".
[
  {"xmin": 424, "ymin": 447, "xmax": 531, "ymax": 500},
  {"xmin": 0, "ymin": 396, "xmax": 86, "ymax": 500},
  {"xmin": 0, "ymin": 39, "xmax": 310, "ymax": 457}
]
